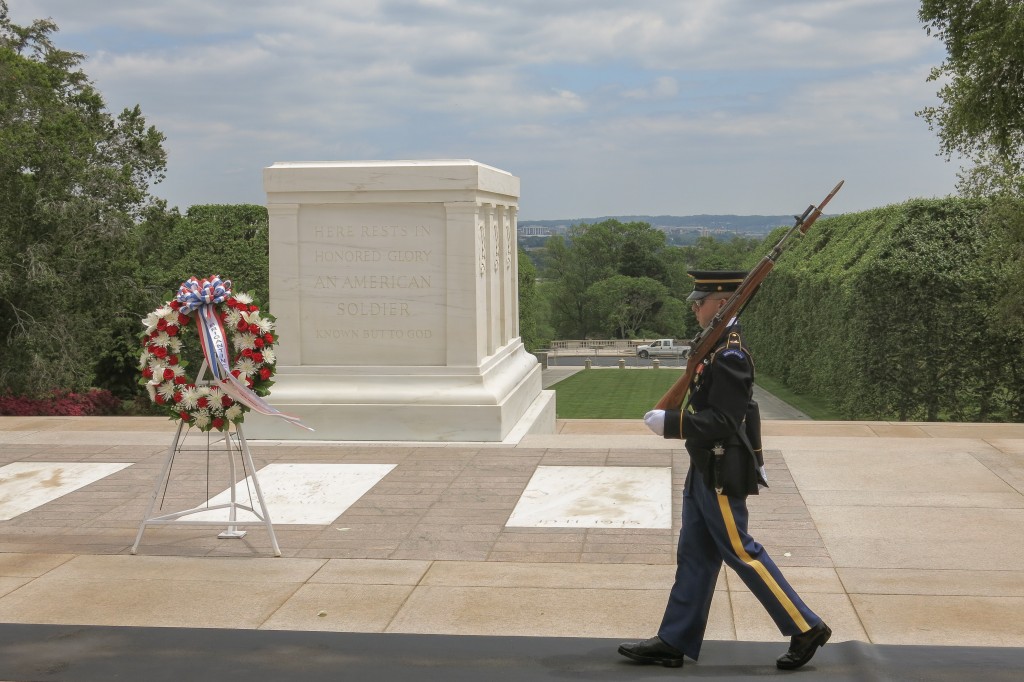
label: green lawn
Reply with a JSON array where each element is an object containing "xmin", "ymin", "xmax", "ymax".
[
  {"xmin": 550, "ymin": 368, "xmax": 839, "ymax": 420},
  {"xmin": 551, "ymin": 369, "xmax": 685, "ymax": 419}
]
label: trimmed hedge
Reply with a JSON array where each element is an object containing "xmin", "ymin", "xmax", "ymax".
[{"xmin": 742, "ymin": 197, "xmax": 1023, "ymax": 422}]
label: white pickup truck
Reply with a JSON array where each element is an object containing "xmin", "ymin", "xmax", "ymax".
[{"xmin": 635, "ymin": 339, "xmax": 690, "ymax": 359}]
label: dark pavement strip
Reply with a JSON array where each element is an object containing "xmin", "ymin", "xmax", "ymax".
[{"xmin": 1, "ymin": 624, "xmax": 1021, "ymax": 682}]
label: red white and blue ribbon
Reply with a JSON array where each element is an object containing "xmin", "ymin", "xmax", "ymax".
[{"xmin": 175, "ymin": 276, "xmax": 312, "ymax": 431}]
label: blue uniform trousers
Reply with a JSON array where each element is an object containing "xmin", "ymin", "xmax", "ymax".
[{"xmin": 658, "ymin": 469, "xmax": 821, "ymax": 660}]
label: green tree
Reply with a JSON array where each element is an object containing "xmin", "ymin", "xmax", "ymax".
[
  {"xmin": 586, "ymin": 275, "xmax": 669, "ymax": 339},
  {"xmin": 618, "ymin": 222, "xmax": 669, "ymax": 281},
  {"xmin": 919, "ymin": 0, "xmax": 1024, "ymax": 334},
  {"xmin": 541, "ymin": 219, "xmax": 671, "ymax": 337},
  {"xmin": 542, "ymin": 230, "xmax": 615, "ymax": 337},
  {"xmin": 0, "ymin": 3, "xmax": 166, "ymax": 395},
  {"xmin": 517, "ymin": 247, "xmax": 543, "ymax": 350},
  {"xmin": 919, "ymin": 0, "xmax": 1024, "ymax": 190},
  {"xmin": 137, "ymin": 204, "xmax": 270, "ymax": 299}
]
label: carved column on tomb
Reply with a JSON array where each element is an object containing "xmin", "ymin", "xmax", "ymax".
[
  {"xmin": 266, "ymin": 203, "xmax": 301, "ymax": 366},
  {"xmin": 500, "ymin": 203, "xmax": 516, "ymax": 341}
]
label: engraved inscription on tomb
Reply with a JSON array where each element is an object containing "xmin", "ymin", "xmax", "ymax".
[{"xmin": 297, "ymin": 204, "xmax": 445, "ymax": 365}]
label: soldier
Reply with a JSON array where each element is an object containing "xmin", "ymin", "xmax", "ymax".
[{"xmin": 618, "ymin": 270, "xmax": 830, "ymax": 671}]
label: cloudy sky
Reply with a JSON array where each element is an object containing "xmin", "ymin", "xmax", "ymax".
[{"xmin": 12, "ymin": 0, "xmax": 960, "ymax": 219}]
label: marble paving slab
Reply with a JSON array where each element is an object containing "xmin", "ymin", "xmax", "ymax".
[
  {"xmin": 0, "ymin": 462, "xmax": 132, "ymax": 521},
  {"xmin": 185, "ymin": 463, "xmax": 396, "ymax": 525},
  {"xmin": 505, "ymin": 466, "xmax": 672, "ymax": 529}
]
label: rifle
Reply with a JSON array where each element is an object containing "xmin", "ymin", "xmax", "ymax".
[{"xmin": 653, "ymin": 180, "xmax": 845, "ymax": 411}]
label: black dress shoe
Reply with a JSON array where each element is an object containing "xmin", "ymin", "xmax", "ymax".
[
  {"xmin": 776, "ymin": 621, "xmax": 831, "ymax": 670},
  {"xmin": 618, "ymin": 636, "xmax": 685, "ymax": 668}
]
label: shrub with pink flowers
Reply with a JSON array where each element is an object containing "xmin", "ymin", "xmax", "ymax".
[{"xmin": 0, "ymin": 389, "xmax": 122, "ymax": 416}]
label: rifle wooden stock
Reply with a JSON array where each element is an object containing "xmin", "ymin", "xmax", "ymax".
[{"xmin": 654, "ymin": 180, "xmax": 844, "ymax": 412}]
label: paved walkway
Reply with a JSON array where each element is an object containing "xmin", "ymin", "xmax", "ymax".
[{"xmin": 2, "ymin": 415, "xmax": 1023, "ymax": 654}]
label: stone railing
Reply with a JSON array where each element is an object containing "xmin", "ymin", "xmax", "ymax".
[{"xmin": 547, "ymin": 339, "xmax": 658, "ymax": 355}]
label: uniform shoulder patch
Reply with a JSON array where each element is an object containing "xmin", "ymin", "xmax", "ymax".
[{"xmin": 720, "ymin": 348, "xmax": 747, "ymax": 361}]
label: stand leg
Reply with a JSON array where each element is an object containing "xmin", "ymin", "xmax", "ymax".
[
  {"xmin": 132, "ymin": 359, "xmax": 282, "ymax": 557},
  {"xmin": 131, "ymin": 421, "xmax": 185, "ymax": 554},
  {"xmin": 235, "ymin": 425, "xmax": 281, "ymax": 557},
  {"xmin": 217, "ymin": 429, "xmax": 247, "ymax": 540}
]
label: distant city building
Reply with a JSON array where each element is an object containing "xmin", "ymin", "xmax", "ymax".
[{"xmin": 518, "ymin": 226, "xmax": 552, "ymax": 236}]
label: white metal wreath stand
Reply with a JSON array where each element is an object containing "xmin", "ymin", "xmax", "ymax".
[{"xmin": 131, "ymin": 362, "xmax": 281, "ymax": 557}]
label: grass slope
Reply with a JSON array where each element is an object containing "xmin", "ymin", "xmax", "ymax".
[{"xmin": 550, "ymin": 369, "xmax": 837, "ymax": 420}]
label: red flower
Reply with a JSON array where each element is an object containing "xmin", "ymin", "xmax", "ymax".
[
  {"xmin": 174, "ymin": 375, "xmax": 188, "ymax": 385},
  {"xmin": 253, "ymin": 338, "xmax": 264, "ymax": 349},
  {"xmin": 197, "ymin": 397, "xmax": 209, "ymax": 409},
  {"xmin": 166, "ymin": 326, "xmax": 179, "ymax": 337},
  {"xmin": 264, "ymin": 333, "xmax": 274, "ymax": 344},
  {"xmin": 142, "ymin": 367, "xmax": 154, "ymax": 379},
  {"xmin": 157, "ymin": 318, "xmax": 168, "ymax": 330},
  {"xmin": 236, "ymin": 319, "xmax": 247, "ymax": 331},
  {"xmin": 252, "ymin": 352, "xmax": 264, "ymax": 364},
  {"xmin": 178, "ymin": 313, "xmax": 189, "ymax": 326},
  {"xmin": 248, "ymin": 323, "xmax": 261, "ymax": 334},
  {"xmin": 212, "ymin": 417, "xmax": 225, "ymax": 430},
  {"xmin": 231, "ymin": 370, "xmax": 241, "ymax": 379},
  {"xmin": 259, "ymin": 367, "xmax": 272, "ymax": 381},
  {"xmin": 152, "ymin": 346, "xmax": 168, "ymax": 359},
  {"xmin": 170, "ymin": 300, "xmax": 182, "ymax": 310},
  {"xmin": 168, "ymin": 355, "xmax": 178, "ymax": 366},
  {"xmin": 163, "ymin": 368, "xmax": 175, "ymax": 381},
  {"xmin": 173, "ymin": 391, "xmax": 183, "ymax": 403},
  {"xmin": 155, "ymin": 395, "xmax": 165, "ymax": 405},
  {"xmin": 179, "ymin": 411, "xmax": 191, "ymax": 421},
  {"xmin": 249, "ymin": 305, "xmax": 258, "ymax": 312},
  {"xmin": 221, "ymin": 395, "xmax": 233, "ymax": 407},
  {"xmin": 242, "ymin": 348, "xmax": 253, "ymax": 358}
]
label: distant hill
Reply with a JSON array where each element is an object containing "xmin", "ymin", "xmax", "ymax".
[{"xmin": 518, "ymin": 214, "xmax": 796, "ymax": 235}]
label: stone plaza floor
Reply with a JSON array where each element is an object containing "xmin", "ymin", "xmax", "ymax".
[{"xmin": 1, "ymin": 413, "xmax": 1023, "ymax": 679}]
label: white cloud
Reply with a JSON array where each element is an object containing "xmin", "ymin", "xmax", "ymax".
[{"xmin": 8, "ymin": 0, "xmax": 957, "ymax": 216}]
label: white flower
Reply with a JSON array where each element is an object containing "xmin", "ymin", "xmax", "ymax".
[
  {"xmin": 254, "ymin": 315, "xmax": 274, "ymax": 334},
  {"xmin": 235, "ymin": 358, "xmax": 257, "ymax": 377},
  {"xmin": 234, "ymin": 292, "xmax": 253, "ymax": 305},
  {"xmin": 260, "ymin": 348, "xmax": 276, "ymax": 366},
  {"xmin": 146, "ymin": 382, "xmax": 157, "ymax": 401},
  {"xmin": 193, "ymin": 411, "xmax": 211, "ymax": 429},
  {"xmin": 169, "ymin": 338, "xmax": 183, "ymax": 354},
  {"xmin": 158, "ymin": 383, "xmax": 177, "ymax": 401},
  {"xmin": 233, "ymin": 333, "xmax": 256, "ymax": 351},
  {"xmin": 138, "ymin": 352, "xmax": 151, "ymax": 369},
  {"xmin": 225, "ymin": 405, "xmax": 243, "ymax": 422},
  {"xmin": 143, "ymin": 311, "xmax": 161, "ymax": 332},
  {"xmin": 179, "ymin": 386, "xmax": 200, "ymax": 410},
  {"xmin": 225, "ymin": 309, "xmax": 243, "ymax": 327},
  {"xmin": 157, "ymin": 305, "xmax": 175, "ymax": 319},
  {"xmin": 147, "ymin": 360, "xmax": 166, "ymax": 378},
  {"xmin": 151, "ymin": 331, "xmax": 171, "ymax": 348}
]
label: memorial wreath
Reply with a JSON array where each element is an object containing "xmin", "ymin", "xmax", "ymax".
[{"xmin": 139, "ymin": 276, "xmax": 279, "ymax": 432}]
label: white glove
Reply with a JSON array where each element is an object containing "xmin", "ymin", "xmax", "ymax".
[{"xmin": 644, "ymin": 409, "xmax": 666, "ymax": 436}]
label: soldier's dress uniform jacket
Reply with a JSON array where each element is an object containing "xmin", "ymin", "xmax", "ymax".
[{"xmin": 656, "ymin": 323, "xmax": 822, "ymax": 661}]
